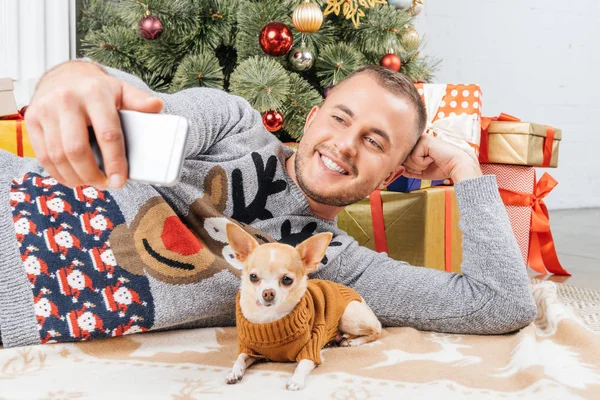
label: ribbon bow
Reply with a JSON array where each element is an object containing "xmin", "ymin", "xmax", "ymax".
[
  {"xmin": 499, "ymin": 172, "xmax": 569, "ymax": 275},
  {"xmin": 0, "ymin": 105, "xmax": 26, "ymax": 121},
  {"xmin": 480, "ymin": 112, "xmax": 556, "ymax": 167}
]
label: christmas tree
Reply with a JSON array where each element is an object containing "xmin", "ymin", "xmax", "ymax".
[{"xmin": 78, "ymin": 0, "xmax": 438, "ymax": 142}]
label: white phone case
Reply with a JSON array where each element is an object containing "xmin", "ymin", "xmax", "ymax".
[{"xmin": 90, "ymin": 110, "xmax": 189, "ymax": 187}]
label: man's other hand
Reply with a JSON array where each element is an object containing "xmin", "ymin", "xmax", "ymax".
[{"xmin": 402, "ymin": 133, "xmax": 482, "ymax": 183}]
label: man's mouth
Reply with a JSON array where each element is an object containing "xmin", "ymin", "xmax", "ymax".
[{"xmin": 320, "ymin": 154, "xmax": 349, "ymax": 175}]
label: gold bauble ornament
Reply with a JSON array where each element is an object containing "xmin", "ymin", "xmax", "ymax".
[
  {"xmin": 292, "ymin": 0, "xmax": 323, "ymax": 33},
  {"xmin": 409, "ymin": 0, "xmax": 424, "ymax": 16},
  {"xmin": 400, "ymin": 26, "xmax": 420, "ymax": 51}
]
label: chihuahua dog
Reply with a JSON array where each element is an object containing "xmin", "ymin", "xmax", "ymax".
[{"xmin": 224, "ymin": 222, "xmax": 381, "ymax": 391}]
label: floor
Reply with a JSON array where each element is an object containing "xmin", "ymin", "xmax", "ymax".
[{"xmin": 528, "ymin": 208, "xmax": 600, "ymax": 290}]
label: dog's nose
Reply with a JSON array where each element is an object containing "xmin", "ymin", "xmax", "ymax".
[{"xmin": 262, "ymin": 289, "xmax": 275, "ymax": 302}]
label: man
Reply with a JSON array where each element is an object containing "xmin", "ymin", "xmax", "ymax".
[{"xmin": 0, "ymin": 60, "xmax": 535, "ymax": 348}]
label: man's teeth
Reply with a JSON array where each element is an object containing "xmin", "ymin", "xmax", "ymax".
[{"xmin": 321, "ymin": 155, "xmax": 348, "ymax": 175}]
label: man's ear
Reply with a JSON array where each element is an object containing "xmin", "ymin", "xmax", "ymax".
[
  {"xmin": 303, "ymin": 105, "xmax": 320, "ymax": 134},
  {"xmin": 378, "ymin": 165, "xmax": 406, "ymax": 189},
  {"xmin": 226, "ymin": 223, "xmax": 259, "ymax": 263},
  {"xmin": 296, "ymin": 232, "xmax": 333, "ymax": 272}
]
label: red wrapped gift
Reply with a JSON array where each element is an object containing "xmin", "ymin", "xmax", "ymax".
[{"xmin": 481, "ymin": 164, "xmax": 569, "ymax": 275}]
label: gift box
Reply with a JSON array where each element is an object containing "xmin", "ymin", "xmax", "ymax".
[
  {"xmin": 386, "ymin": 176, "xmax": 449, "ymax": 192},
  {"xmin": 337, "ymin": 187, "xmax": 462, "ymax": 273},
  {"xmin": 480, "ymin": 113, "xmax": 561, "ymax": 167},
  {"xmin": 0, "ymin": 78, "xmax": 18, "ymax": 118},
  {"xmin": 481, "ymin": 164, "xmax": 568, "ymax": 275},
  {"xmin": 414, "ymin": 83, "xmax": 482, "ymax": 158},
  {"xmin": 0, "ymin": 111, "xmax": 34, "ymax": 158}
]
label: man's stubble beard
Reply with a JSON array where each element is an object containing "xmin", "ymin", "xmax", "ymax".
[{"xmin": 293, "ymin": 144, "xmax": 376, "ymax": 207}]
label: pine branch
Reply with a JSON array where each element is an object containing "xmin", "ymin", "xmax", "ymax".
[
  {"xmin": 229, "ymin": 56, "xmax": 291, "ymax": 112},
  {"xmin": 345, "ymin": 5, "xmax": 412, "ymax": 55},
  {"xmin": 81, "ymin": 25, "xmax": 148, "ymax": 78},
  {"xmin": 316, "ymin": 42, "xmax": 366, "ymax": 87},
  {"xmin": 170, "ymin": 53, "xmax": 224, "ymax": 91},
  {"xmin": 78, "ymin": 0, "xmax": 125, "ymax": 37},
  {"xmin": 281, "ymin": 73, "xmax": 322, "ymax": 141}
]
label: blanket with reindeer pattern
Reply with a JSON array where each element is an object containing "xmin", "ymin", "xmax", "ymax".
[{"xmin": 1, "ymin": 280, "xmax": 598, "ymax": 399}]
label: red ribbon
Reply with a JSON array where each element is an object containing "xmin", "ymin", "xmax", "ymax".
[
  {"xmin": 443, "ymin": 187, "xmax": 453, "ymax": 272},
  {"xmin": 499, "ymin": 172, "xmax": 570, "ymax": 276},
  {"xmin": 370, "ymin": 190, "xmax": 388, "ymax": 254},
  {"xmin": 370, "ymin": 188, "xmax": 454, "ymax": 272},
  {"xmin": 0, "ymin": 107, "xmax": 26, "ymax": 157},
  {"xmin": 542, "ymin": 126, "xmax": 555, "ymax": 168}
]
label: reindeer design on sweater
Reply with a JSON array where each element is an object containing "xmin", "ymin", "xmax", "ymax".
[{"xmin": 109, "ymin": 157, "xmax": 281, "ymax": 284}]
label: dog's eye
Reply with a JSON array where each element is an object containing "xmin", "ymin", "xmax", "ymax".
[
  {"xmin": 249, "ymin": 274, "xmax": 259, "ymax": 283},
  {"xmin": 281, "ymin": 276, "xmax": 293, "ymax": 286}
]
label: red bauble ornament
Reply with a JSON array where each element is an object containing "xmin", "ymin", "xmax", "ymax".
[
  {"xmin": 380, "ymin": 53, "xmax": 402, "ymax": 71},
  {"xmin": 138, "ymin": 15, "xmax": 163, "ymax": 40},
  {"xmin": 259, "ymin": 22, "xmax": 293, "ymax": 57},
  {"xmin": 262, "ymin": 110, "xmax": 284, "ymax": 132}
]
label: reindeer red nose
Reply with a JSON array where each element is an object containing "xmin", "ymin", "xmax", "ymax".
[{"xmin": 161, "ymin": 216, "xmax": 203, "ymax": 256}]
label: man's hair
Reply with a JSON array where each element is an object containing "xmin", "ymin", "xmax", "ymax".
[{"xmin": 337, "ymin": 65, "xmax": 427, "ymax": 147}]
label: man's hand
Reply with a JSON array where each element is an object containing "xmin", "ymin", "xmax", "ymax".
[
  {"xmin": 402, "ymin": 133, "xmax": 483, "ymax": 183},
  {"xmin": 25, "ymin": 60, "xmax": 163, "ymax": 190}
]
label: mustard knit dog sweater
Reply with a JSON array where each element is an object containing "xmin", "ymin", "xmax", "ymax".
[{"xmin": 236, "ymin": 279, "xmax": 362, "ymax": 365}]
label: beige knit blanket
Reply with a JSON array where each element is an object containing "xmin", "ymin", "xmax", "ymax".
[{"xmin": 1, "ymin": 280, "xmax": 599, "ymax": 399}]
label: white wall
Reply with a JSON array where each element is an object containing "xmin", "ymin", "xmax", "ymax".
[
  {"xmin": 0, "ymin": 0, "xmax": 76, "ymax": 110},
  {"xmin": 415, "ymin": 0, "xmax": 600, "ymax": 210}
]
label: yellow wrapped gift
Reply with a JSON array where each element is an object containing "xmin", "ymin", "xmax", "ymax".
[
  {"xmin": 337, "ymin": 187, "xmax": 463, "ymax": 273},
  {"xmin": 0, "ymin": 117, "xmax": 35, "ymax": 158}
]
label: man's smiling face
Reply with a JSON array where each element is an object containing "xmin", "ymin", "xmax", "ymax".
[{"xmin": 294, "ymin": 72, "xmax": 419, "ymax": 207}]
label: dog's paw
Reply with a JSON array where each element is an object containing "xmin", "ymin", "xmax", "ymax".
[
  {"xmin": 339, "ymin": 336, "xmax": 362, "ymax": 347},
  {"xmin": 286, "ymin": 378, "xmax": 305, "ymax": 391},
  {"xmin": 225, "ymin": 370, "xmax": 243, "ymax": 385}
]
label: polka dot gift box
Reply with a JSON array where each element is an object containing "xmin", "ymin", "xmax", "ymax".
[{"xmin": 414, "ymin": 83, "xmax": 482, "ymax": 158}]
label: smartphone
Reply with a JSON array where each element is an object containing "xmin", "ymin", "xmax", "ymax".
[{"xmin": 89, "ymin": 110, "xmax": 189, "ymax": 187}]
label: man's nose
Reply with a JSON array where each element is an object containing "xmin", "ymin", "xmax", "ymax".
[
  {"xmin": 334, "ymin": 131, "xmax": 358, "ymax": 159},
  {"xmin": 262, "ymin": 289, "xmax": 275, "ymax": 302}
]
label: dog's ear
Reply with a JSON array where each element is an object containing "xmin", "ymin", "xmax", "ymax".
[
  {"xmin": 226, "ymin": 222, "xmax": 259, "ymax": 263},
  {"xmin": 296, "ymin": 232, "xmax": 333, "ymax": 272}
]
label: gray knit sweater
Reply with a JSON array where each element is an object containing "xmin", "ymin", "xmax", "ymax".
[{"xmin": 0, "ymin": 65, "xmax": 536, "ymax": 348}]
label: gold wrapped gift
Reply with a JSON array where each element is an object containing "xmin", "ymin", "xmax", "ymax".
[
  {"xmin": 337, "ymin": 187, "xmax": 462, "ymax": 273},
  {"xmin": 485, "ymin": 120, "xmax": 561, "ymax": 168}
]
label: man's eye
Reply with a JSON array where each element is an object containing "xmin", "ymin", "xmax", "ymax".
[
  {"xmin": 365, "ymin": 137, "xmax": 383, "ymax": 150},
  {"xmin": 249, "ymin": 274, "xmax": 259, "ymax": 283},
  {"xmin": 332, "ymin": 115, "xmax": 344, "ymax": 123}
]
